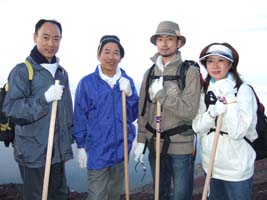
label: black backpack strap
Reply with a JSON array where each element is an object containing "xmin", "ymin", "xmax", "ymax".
[
  {"xmin": 141, "ymin": 60, "xmax": 199, "ymax": 116},
  {"xmin": 247, "ymin": 84, "xmax": 265, "ymax": 112},
  {"xmin": 207, "ymin": 128, "xmax": 228, "ymax": 136},
  {"xmin": 145, "ymin": 122, "xmax": 192, "ymax": 137},
  {"xmin": 177, "ymin": 60, "xmax": 201, "ymax": 91},
  {"xmin": 176, "ymin": 60, "xmax": 190, "ymax": 91},
  {"xmin": 145, "ymin": 122, "xmax": 192, "ymax": 155},
  {"xmin": 141, "ymin": 64, "xmax": 156, "ymax": 116}
]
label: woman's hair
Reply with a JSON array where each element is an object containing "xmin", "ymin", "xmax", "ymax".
[{"xmin": 200, "ymin": 42, "xmax": 243, "ymax": 92}]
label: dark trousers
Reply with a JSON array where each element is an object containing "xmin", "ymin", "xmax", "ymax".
[
  {"xmin": 209, "ymin": 177, "xmax": 253, "ymax": 200},
  {"xmin": 19, "ymin": 162, "xmax": 68, "ymax": 200},
  {"xmin": 149, "ymin": 153, "xmax": 194, "ymax": 200}
]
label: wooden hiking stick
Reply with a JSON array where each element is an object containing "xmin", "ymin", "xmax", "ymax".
[
  {"xmin": 154, "ymin": 101, "xmax": 161, "ymax": 200},
  {"xmin": 122, "ymin": 91, "xmax": 130, "ymax": 200},
  {"xmin": 42, "ymin": 80, "xmax": 60, "ymax": 200},
  {"xmin": 201, "ymin": 114, "xmax": 223, "ymax": 200}
]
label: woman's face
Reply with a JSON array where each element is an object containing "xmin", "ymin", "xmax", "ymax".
[{"xmin": 206, "ymin": 55, "xmax": 232, "ymax": 81}]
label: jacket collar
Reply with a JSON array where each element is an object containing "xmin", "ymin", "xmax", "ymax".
[
  {"xmin": 30, "ymin": 45, "xmax": 57, "ymax": 64},
  {"xmin": 150, "ymin": 51, "xmax": 183, "ymax": 69}
]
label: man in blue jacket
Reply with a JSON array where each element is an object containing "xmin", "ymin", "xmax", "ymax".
[
  {"xmin": 3, "ymin": 19, "xmax": 73, "ymax": 200},
  {"xmin": 73, "ymin": 35, "xmax": 139, "ymax": 200}
]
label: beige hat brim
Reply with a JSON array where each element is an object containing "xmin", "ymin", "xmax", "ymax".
[{"xmin": 150, "ymin": 34, "xmax": 186, "ymax": 48}]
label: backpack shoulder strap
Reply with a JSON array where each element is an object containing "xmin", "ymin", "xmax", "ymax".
[
  {"xmin": 237, "ymin": 84, "xmax": 257, "ymax": 101},
  {"xmin": 177, "ymin": 60, "xmax": 202, "ymax": 91},
  {"xmin": 3, "ymin": 61, "xmax": 34, "ymax": 93},
  {"xmin": 5, "ymin": 61, "xmax": 34, "ymax": 92},
  {"xmin": 24, "ymin": 60, "xmax": 34, "ymax": 81},
  {"xmin": 177, "ymin": 60, "xmax": 201, "ymax": 91},
  {"xmin": 237, "ymin": 83, "xmax": 265, "ymax": 113},
  {"xmin": 23, "ymin": 61, "xmax": 34, "ymax": 96},
  {"xmin": 247, "ymin": 84, "xmax": 265, "ymax": 112},
  {"xmin": 176, "ymin": 60, "xmax": 190, "ymax": 91},
  {"xmin": 141, "ymin": 60, "xmax": 197, "ymax": 116},
  {"xmin": 141, "ymin": 60, "xmax": 200, "ymax": 116},
  {"xmin": 4, "ymin": 83, "xmax": 8, "ymax": 92},
  {"xmin": 141, "ymin": 64, "xmax": 156, "ymax": 116},
  {"xmin": 247, "ymin": 84, "xmax": 259, "ymax": 103}
]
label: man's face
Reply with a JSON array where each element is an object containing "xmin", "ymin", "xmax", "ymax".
[
  {"xmin": 156, "ymin": 35, "xmax": 180, "ymax": 58},
  {"xmin": 97, "ymin": 42, "xmax": 122, "ymax": 77},
  {"xmin": 34, "ymin": 22, "xmax": 61, "ymax": 63}
]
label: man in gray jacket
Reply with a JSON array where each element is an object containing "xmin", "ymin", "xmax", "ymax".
[
  {"xmin": 135, "ymin": 21, "xmax": 201, "ymax": 200},
  {"xmin": 3, "ymin": 19, "xmax": 73, "ymax": 200}
]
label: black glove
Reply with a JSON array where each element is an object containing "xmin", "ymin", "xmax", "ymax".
[{"xmin": 205, "ymin": 91, "xmax": 217, "ymax": 109}]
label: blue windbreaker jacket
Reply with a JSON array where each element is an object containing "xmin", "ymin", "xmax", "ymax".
[{"xmin": 73, "ymin": 66, "xmax": 139, "ymax": 170}]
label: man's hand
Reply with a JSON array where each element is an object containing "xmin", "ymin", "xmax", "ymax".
[
  {"xmin": 44, "ymin": 84, "xmax": 64, "ymax": 103},
  {"xmin": 77, "ymin": 148, "xmax": 87, "ymax": 169},
  {"xmin": 149, "ymin": 77, "xmax": 163, "ymax": 100},
  {"xmin": 119, "ymin": 77, "xmax": 132, "ymax": 96}
]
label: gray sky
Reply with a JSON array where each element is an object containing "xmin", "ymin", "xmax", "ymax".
[
  {"xmin": 0, "ymin": 0, "xmax": 267, "ymax": 190},
  {"xmin": 0, "ymin": 0, "xmax": 266, "ymax": 100}
]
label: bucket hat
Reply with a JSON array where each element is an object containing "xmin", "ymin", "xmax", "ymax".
[
  {"xmin": 150, "ymin": 21, "xmax": 186, "ymax": 47},
  {"xmin": 199, "ymin": 43, "xmax": 239, "ymax": 69},
  {"xmin": 97, "ymin": 35, "xmax": 125, "ymax": 58}
]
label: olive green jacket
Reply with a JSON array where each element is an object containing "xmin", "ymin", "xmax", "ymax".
[{"xmin": 137, "ymin": 51, "xmax": 201, "ymax": 154}]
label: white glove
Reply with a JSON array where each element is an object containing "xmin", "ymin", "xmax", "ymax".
[
  {"xmin": 44, "ymin": 84, "xmax": 64, "ymax": 103},
  {"xmin": 119, "ymin": 77, "xmax": 132, "ymax": 96},
  {"xmin": 215, "ymin": 79, "xmax": 236, "ymax": 103},
  {"xmin": 134, "ymin": 143, "xmax": 145, "ymax": 162},
  {"xmin": 149, "ymin": 77, "xmax": 163, "ymax": 100},
  {"xmin": 77, "ymin": 148, "xmax": 87, "ymax": 169},
  {"xmin": 209, "ymin": 100, "xmax": 227, "ymax": 118}
]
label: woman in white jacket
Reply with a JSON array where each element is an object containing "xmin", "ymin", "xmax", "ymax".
[{"xmin": 193, "ymin": 42, "xmax": 258, "ymax": 200}]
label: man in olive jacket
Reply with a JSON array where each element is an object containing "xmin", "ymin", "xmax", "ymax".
[{"xmin": 135, "ymin": 21, "xmax": 201, "ymax": 200}]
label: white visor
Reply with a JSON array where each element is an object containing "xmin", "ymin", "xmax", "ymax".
[{"xmin": 199, "ymin": 44, "xmax": 234, "ymax": 62}]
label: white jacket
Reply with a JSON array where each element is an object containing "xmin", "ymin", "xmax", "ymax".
[{"xmin": 193, "ymin": 78, "xmax": 258, "ymax": 181}]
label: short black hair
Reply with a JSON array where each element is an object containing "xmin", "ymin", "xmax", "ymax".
[{"xmin": 35, "ymin": 19, "xmax": 62, "ymax": 37}]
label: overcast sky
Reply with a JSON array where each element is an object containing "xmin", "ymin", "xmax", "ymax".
[
  {"xmin": 0, "ymin": 0, "xmax": 267, "ymax": 99},
  {"xmin": 0, "ymin": 0, "xmax": 267, "ymax": 190}
]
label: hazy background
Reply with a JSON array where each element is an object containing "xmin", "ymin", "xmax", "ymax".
[{"xmin": 0, "ymin": 0, "xmax": 267, "ymax": 192}]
